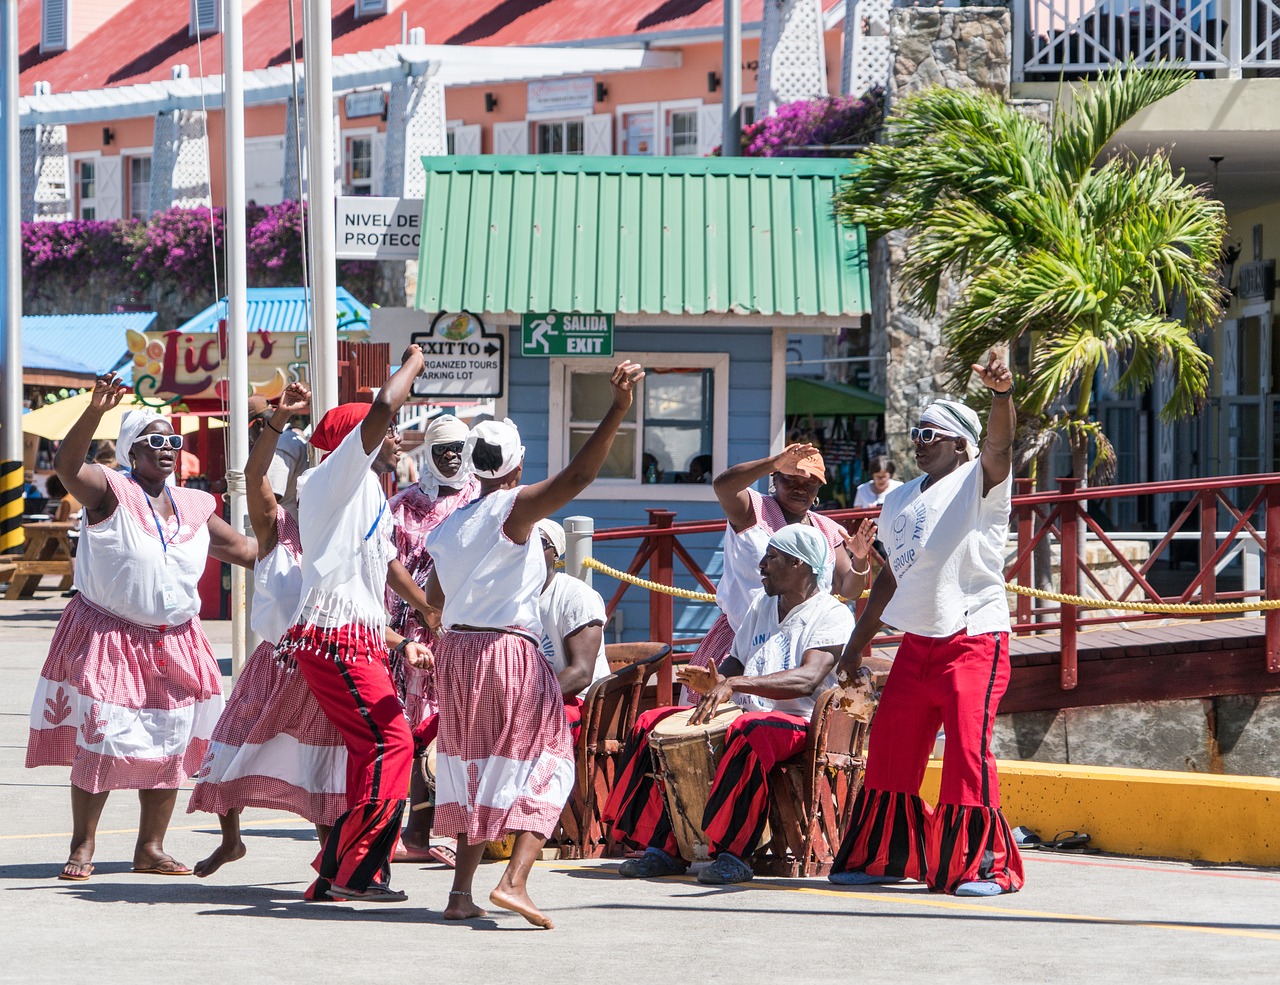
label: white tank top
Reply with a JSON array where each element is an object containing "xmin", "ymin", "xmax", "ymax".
[
  {"xmin": 251, "ymin": 509, "xmax": 304, "ymax": 645},
  {"xmin": 75, "ymin": 465, "xmax": 216, "ymax": 627},
  {"xmin": 425, "ymin": 486, "xmax": 545, "ymax": 636}
]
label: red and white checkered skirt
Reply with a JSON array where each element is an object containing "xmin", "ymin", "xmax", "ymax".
[
  {"xmin": 187, "ymin": 639, "xmax": 348, "ymax": 826},
  {"xmin": 26, "ymin": 594, "xmax": 224, "ymax": 793},
  {"xmin": 432, "ymin": 629, "xmax": 574, "ymax": 842}
]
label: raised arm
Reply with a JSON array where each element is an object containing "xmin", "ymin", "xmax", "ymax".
[
  {"xmin": 712, "ymin": 444, "xmax": 819, "ymax": 532},
  {"xmin": 208, "ymin": 513, "xmax": 258, "ymax": 569},
  {"xmin": 974, "ymin": 350, "xmax": 1015, "ymax": 497},
  {"xmin": 836, "ymin": 564, "xmax": 898, "ymax": 679},
  {"xmin": 244, "ymin": 382, "xmax": 310, "ymax": 556},
  {"xmin": 360, "ymin": 345, "xmax": 426, "ymax": 455},
  {"xmin": 506, "ymin": 362, "xmax": 644, "ymax": 543},
  {"xmin": 832, "ymin": 518, "xmax": 877, "ymax": 601},
  {"xmin": 54, "ymin": 374, "xmax": 126, "ymax": 523}
]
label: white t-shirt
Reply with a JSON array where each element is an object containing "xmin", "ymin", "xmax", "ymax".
[
  {"xmin": 729, "ymin": 589, "xmax": 854, "ymax": 718},
  {"xmin": 291, "ymin": 425, "xmax": 395, "ymax": 632},
  {"xmin": 879, "ymin": 459, "xmax": 1012, "ymax": 637},
  {"xmin": 425, "ymin": 486, "xmax": 545, "ymax": 636},
  {"xmin": 537, "ymin": 573, "xmax": 610, "ymax": 696},
  {"xmin": 853, "ymin": 478, "xmax": 902, "ymax": 508},
  {"xmin": 265, "ymin": 427, "xmax": 309, "ymax": 519}
]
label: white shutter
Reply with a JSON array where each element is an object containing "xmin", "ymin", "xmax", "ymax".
[
  {"xmin": 190, "ymin": 0, "xmax": 220, "ymax": 36},
  {"xmin": 1221, "ymin": 320, "xmax": 1239, "ymax": 396},
  {"xmin": 697, "ymin": 102, "xmax": 723, "ymax": 156},
  {"xmin": 583, "ymin": 113, "xmax": 613, "ymax": 156},
  {"xmin": 94, "ymin": 156, "xmax": 123, "ymax": 220},
  {"xmin": 245, "ymin": 137, "xmax": 285, "ymax": 205},
  {"xmin": 371, "ymin": 131, "xmax": 386, "ymax": 196},
  {"xmin": 493, "ymin": 121, "xmax": 529, "ymax": 156},
  {"xmin": 41, "ymin": 0, "xmax": 68, "ymax": 52},
  {"xmin": 453, "ymin": 124, "xmax": 481, "ymax": 155}
]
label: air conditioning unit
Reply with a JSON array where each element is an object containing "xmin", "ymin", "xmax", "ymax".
[
  {"xmin": 190, "ymin": 0, "xmax": 221, "ymax": 37},
  {"xmin": 41, "ymin": 0, "xmax": 68, "ymax": 53}
]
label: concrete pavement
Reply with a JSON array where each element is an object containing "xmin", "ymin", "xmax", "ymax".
[{"xmin": 3, "ymin": 594, "xmax": 1279, "ymax": 984}]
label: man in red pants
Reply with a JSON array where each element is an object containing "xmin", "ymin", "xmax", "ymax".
[
  {"xmin": 277, "ymin": 346, "xmax": 428, "ymax": 903},
  {"xmin": 831, "ymin": 349, "xmax": 1022, "ymax": 897},
  {"xmin": 603, "ymin": 524, "xmax": 854, "ymax": 884}
]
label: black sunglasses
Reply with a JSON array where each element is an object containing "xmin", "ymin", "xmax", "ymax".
[{"xmin": 432, "ymin": 441, "xmax": 465, "ymax": 456}]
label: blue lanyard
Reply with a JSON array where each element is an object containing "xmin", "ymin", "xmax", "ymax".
[
  {"xmin": 363, "ymin": 499, "xmax": 387, "ymax": 543},
  {"xmin": 133, "ymin": 476, "xmax": 181, "ymax": 557}
]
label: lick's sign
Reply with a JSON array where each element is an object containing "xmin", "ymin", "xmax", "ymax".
[
  {"xmin": 520, "ymin": 312, "xmax": 614, "ymax": 357},
  {"xmin": 410, "ymin": 311, "xmax": 505, "ymax": 399}
]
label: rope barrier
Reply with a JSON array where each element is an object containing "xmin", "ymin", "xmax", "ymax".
[{"xmin": 580, "ymin": 556, "xmax": 1280, "ymax": 615}]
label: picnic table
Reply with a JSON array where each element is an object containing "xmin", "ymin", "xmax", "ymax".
[{"xmin": 4, "ymin": 521, "xmax": 76, "ymax": 600}]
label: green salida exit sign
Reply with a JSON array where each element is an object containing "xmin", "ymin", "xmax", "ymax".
[{"xmin": 520, "ymin": 312, "xmax": 614, "ymax": 357}]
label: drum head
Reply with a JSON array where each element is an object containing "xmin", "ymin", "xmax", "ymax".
[
  {"xmin": 419, "ymin": 738, "xmax": 438, "ymax": 792},
  {"xmin": 650, "ymin": 704, "xmax": 742, "ymax": 739}
]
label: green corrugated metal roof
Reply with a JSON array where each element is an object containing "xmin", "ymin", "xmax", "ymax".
[
  {"xmin": 786, "ymin": 376, "xmax": 885, "ymax": 417},
  {"xmin": 415, "ymin": 156, "xmax": 868, "ymax": 319}
]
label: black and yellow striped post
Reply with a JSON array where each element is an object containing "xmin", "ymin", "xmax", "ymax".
[{"xmin": 0, "ymin": 458, "xmax": 21, "ymax": 553}]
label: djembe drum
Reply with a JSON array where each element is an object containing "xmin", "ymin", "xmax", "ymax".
[{"xmin": 648, "ymin": 705, "xmax": 745, "ymax": 861}]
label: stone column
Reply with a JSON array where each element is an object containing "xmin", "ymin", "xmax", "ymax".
[
  {"xmin": 877, "ymin": 7, "xmax": 1011, "ymax": 469},
  {"xmin": 383, "ymin": 74, "xmax": 446, "ymax": 199},
  {"xmin": 24, "ymin": 124, "xmax": 71, "ymax": 222},
  {"xmin": 282, "ymin": 94, "xmax": 304, "ymax": 202},
  {"xmin": 150, "ymin": 110, "xmax": 211, "ymax": 211},
  {"xmin": 758, "ymin": 0, "xmax": 829, "ymax": 117}
]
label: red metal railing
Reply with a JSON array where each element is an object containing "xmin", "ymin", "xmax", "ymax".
[{"xmin": 592, "ymin": 474, "xmax": 1280, "ymax": 702}]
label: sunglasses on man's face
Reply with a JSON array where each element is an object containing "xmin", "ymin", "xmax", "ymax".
[
  {"xmin": 909, "ymin": 427, "xmax": 960, "ymax": 445},
  {"xmin": 432, "ymin": 441, "xmax": 465, "ymax": 457},
  {"xmin": 134, "ymin": 433, "xmax": 184, "ymax": 450}
]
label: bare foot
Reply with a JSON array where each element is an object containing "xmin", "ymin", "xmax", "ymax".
[
  {"xmin": 194, "ymin": 840, "xmax": 246, "ymax": 878},
  {"xmin": 131, "ymin": 854, "xmax": 193, "ymax": 876},
  {"xmin": 489, "ymin": 885, "xmax": 554, "ymax": 930},
  {"xmin": 443, "ymin": 892, "xmax": 488, "ymax": 921}
]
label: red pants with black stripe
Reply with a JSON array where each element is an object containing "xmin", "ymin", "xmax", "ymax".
[
  {"xmin": 284, "ymin": 623, "xmax": 412, "ymax": 898},
  {"xmin": 602, "ymin": 706, "xmax": 807, "ymax": 861},
  {"xmin": 832, "ymin": 630, "xmax": 1025, "ymax": 894}
]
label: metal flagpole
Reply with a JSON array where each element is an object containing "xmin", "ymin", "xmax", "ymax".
[
  {"xmin": 722, "ymin": 0, "xmax": 742, "ymax": 157},
  {"xmin": 223, "ymin": 0, "xmax": 250, "ymax": 676},
  {"xmin": 303, "ymin": 0, "xmax": 339, "ymax": 419},
  {"xmin": 0, "ymin": 0, "xmax": 25, "ymax": 555}
]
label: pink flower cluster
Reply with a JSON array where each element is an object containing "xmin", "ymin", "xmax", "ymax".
[{"xmin": 715, "ymin": 90, "xmax": 885, "ymax": 158}]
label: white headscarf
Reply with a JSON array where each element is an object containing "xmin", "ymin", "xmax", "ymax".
[
  {"xmin": 768, "ymin": 523, "xmax": 834, "ymax": 590},
  {"xmin": 465, "ymin": 418, "xmax": 525, "ymax": 480},
  {"xmin": 535, "ymin": 518, "xmax": 567, "ymax": 559},
  {"xmin": 920, "ymin": 399, "xmax": 982, "ymax": 461},
  {"xmin": 418, "ymin": 414, "xmax": 472, "ymax": 499},
  {"xmin": 117, "ymin": 408, "xmax": 165, "ymax": 468}
]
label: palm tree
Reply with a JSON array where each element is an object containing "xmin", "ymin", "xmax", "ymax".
[{"xmin": 835, "ymin": 64, "xmax": 1227, "ymax": 483}]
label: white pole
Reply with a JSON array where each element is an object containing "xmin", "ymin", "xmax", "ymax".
[
  {"xmin": 565, "ymin": 515, "xmax": 595, "ymax": 586},
  {"xmin": 722, "ymin": 0, "xmax": 742, "ymax": 157},
  {"xmin": 223, "ymin": 0, "xmax": 249, "ymax": 676},
  {"xmin": 0, "ymin": 0, "xmax": 24, "ymax": 555},
  {"xmin": 303, "ymin": 0, "xmax": 339, "ymax": 419}
]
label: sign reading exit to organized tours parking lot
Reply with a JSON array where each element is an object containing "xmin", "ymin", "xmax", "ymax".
[{"xmin": 520, "ymin": 312, "xmax": 614, "ymax": 357}]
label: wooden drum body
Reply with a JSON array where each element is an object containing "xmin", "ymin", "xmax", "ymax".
[{"xmin": 648, "ymin": 705, "xmax": 743, "ymax": 861}]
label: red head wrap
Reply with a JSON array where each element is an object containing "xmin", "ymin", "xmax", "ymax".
[{"xmin": 310, "ymin": 403, "xmax": 371, "ymax": 452}]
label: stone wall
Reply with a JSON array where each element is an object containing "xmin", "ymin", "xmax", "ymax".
[
  {"xmin": 875, "ymin": 7, "xmax": 1013, "ymax": 469},
  {"xmin": 991, "ymin": 695, "xmax": 1280, "ymax": 778}
]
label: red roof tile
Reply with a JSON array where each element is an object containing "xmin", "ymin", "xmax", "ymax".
[{"xmin": 20, "ymin": 0, "xmax": 841, "ymax": 95}]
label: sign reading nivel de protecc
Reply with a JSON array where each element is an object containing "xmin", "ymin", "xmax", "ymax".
[{"xmin": 520, "ymin": 313, "xmax": 614, "ymax": 357}]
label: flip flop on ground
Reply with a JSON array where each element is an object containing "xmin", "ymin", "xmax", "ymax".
[
  {"xmin": 132, "ymin": 858, "xmax": 193, "ymax": 876},
  {"xmin": 327, "ymin": 883, "xmax": 408, "ymax": 902},
  {"xmin": 58, "ymin": 861, "xmax": 94, "ymax": 881},
  {"xmin": 428, "ymin": 845, "xmax": 457, "ymax": 869}
]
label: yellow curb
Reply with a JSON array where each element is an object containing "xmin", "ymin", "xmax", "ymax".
[{"xmin": 921, "ymin": 760, "xmax": 1280, "ymax": 867}]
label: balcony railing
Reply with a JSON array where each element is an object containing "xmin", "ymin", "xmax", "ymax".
[{"xmin": 1014, "ymin": 0, "xmax": 1280, "ymax": 80}]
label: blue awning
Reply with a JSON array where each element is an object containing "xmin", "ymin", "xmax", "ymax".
[{"xmin": 22, "ymin": 312, "xmax": 158, "ymax": 376}]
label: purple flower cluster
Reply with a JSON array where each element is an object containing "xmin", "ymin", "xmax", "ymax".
[
  {"xmin": 21, "ymin": 201, "xmax": 377, "ymax": 301},
  {"xmin": 715, "ymin": 90, "xmax": 885, "ymax": 158}
]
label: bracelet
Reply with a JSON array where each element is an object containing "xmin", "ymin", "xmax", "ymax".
[
  {"xmin": 448, "ymin": 890, "xmax": 471, "ymax": 897},
  {"xmin": 266, "ymin": 419, "xmax": 285, "ymax": 434},
  {"xmin": 851, "ymin": 561, "xmax": 871, "ymax": 577},
  {"xmin": 392, "ymin": 638, "xmax": 409, "ymax": 656},
  {"xmin": 987, "ymin": 385, "xmax": 1013, "ymax": 398}
]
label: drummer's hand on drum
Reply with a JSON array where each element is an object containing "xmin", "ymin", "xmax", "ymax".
[
  {"xmin": 403, "ymin": 641, "xmax": 433, "ymax": 671},
  {"xmin": 675, "ymin": 662, "xmax": 720, "ymax": 697},
  {"xmin": 689, "ymin": 678, "xmax": 735, "ymax": 726}
]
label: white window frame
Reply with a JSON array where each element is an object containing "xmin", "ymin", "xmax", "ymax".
[
  {"xmin": 547, "ymin": 350, "xmax": 729, "ymax": 502},
  {"xmin": 615, "ymin": 99, "xmax": 705, "ymax": 157},
  {"xmin": 528, "ymin": 115, "xmax": 587, "ymax": 156},
  {"xmin": 121, "ymin": 147, "xmax": 152, "ymax": 220},
  {"xmin": 740, "ymin": 93, "xmax": 758, "ymax": 130},
  {"xmin": 342, "ymin": 127, "xmax": 379, "ymax": 196},
  {"xmin": 71, "ymin": 153, "xmax": 99, "ymax": 220},
  {"xmin": 664, "ymin": 99, "xmax": 704, "ymax": 157}
]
